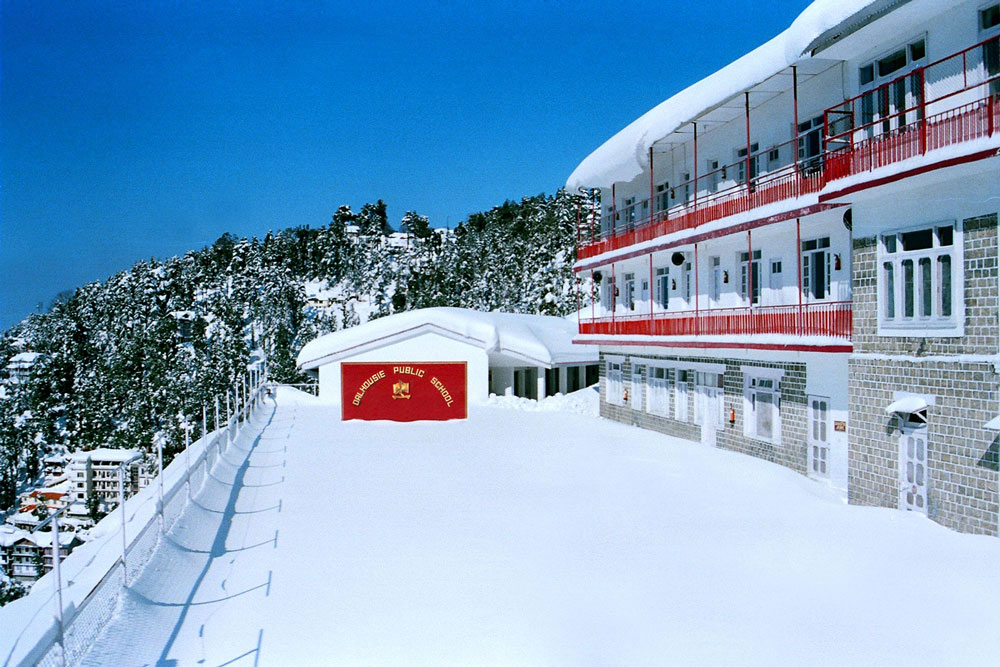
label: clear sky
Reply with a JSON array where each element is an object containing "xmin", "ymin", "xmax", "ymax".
[{"xmin": 0, "ymin": 0, "xmax": 809, "ymax": 329}]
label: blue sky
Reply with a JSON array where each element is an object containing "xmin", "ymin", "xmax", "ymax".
[{"xmin": 0, "ymin": 0, "xmax": 808, "ymax": 328}]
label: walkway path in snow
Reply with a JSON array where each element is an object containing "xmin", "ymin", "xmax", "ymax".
[{"xmin": 81, "ymin": 387, "xmax": 1000, "ymax": 666}]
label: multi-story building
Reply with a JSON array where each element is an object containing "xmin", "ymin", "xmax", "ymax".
[
  {"xmin": 0, "ymin": 525, "xmax": 79, "ymax": 582},
  {"xmin": 567, "ymin": 0, "xmax": 1000, "ymax": 534},
  {"xmin": 67, "ymin": 448, "xmax": 141, "ymax": 510}
]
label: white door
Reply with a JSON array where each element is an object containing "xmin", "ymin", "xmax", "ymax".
[
  {"xmin": 698, "ymin": 387, "xmax": 722, "ymax": 447},
  {"xmin": 807, "ymin": 396, "xmax": 830, "ymax": 478},
  {"xmin": 631, "ymin": 367, "xmax": 643, "ymax": 412},
  {"xmin": 899, "ymin": 427, "xmax": 929, "ymax": 514}
]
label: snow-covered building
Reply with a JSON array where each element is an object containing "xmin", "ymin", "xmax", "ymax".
[
  {"xmin": 67, "ymin": 448, "xmax": 142, "ymax": 509},
  {"xmin": 568, "ymin": 0, "xmax": 1000, "ymax": 534},
  {"xmin": 5, "ymin": 352, "xmax": 45, "ymax": 384},
  {"xmin": 0, "ymin": 526, "xmax": 79, "ymax": 582},
  {"xmin": 297, "ymin": 307, "xmax": 599, "ymax": 408}
]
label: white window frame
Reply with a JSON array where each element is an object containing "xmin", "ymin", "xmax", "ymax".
[
  {"xmin": 878, "ymin": 221, "xmax": 963, "ymax": 337},
  {"xmin": 742, "ymin": 367, "xmax": 784, "ymax": 444}
]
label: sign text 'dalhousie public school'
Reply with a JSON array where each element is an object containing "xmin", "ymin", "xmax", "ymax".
[{"xmin": 341, "ymin": 362, "xmax": 468, "ymax": 421}]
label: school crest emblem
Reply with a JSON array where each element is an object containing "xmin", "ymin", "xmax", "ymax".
[{"xmin": 392, "ymin": 381, "xmax": 411, "ymax": 400}]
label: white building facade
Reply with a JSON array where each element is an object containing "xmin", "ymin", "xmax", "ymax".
[{"xmin": 568, "ymin": 0, "xmax": 1000, "ymax": 534}]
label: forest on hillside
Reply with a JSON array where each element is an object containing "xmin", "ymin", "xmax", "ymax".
[{"xmin": 0, "ymin": 190, "xmax": 593, "ymax": 511}]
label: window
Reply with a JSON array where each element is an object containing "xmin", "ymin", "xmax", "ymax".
[
  {"xmin": 744, "ymin": 373, "xmax": 781, "ymax": 443},
  {"xmin": 768, "ymin": 259, "xmax": 783, "ymax": 302},
  {"xmin": 622, "ymin": 196, "xmax": 637, "ymax": 227},
  {"xmin": 802, "ymin": 237, "xmax": 831, "ymax": 301},
  {"xmin": 647, "ymin": 366, "xmax": 670, "ymax": 416},
  {"xmin": 655, "ymin": 182, "xmax": 670, "ymax": 213},
  {"xmin": 606, "ymin": 359, "xmax": 624, "ymax": 406},
  {"xmin": 740, "ymin": 249, "xmax": 761, "ymax": 305},
  {"xmin": 984, "ymin": 4, "xmax": 1000, "ymax": 32},
  {"xmin": 681, "ymin": 173, "xmax": 691, "ymax": 203},
  {"xmin": 797, "ymin": 116, "xmax": 824, "ymax": 174},
  {"xmin": 623, "ymin": 272, "xmax": 636, "ymax": 311},
  {"xmin": 858, "ymin": 38, "xmax": 927, "ymax": 132},
  {"xmin": 768, "ymin": 148, "xmax": 781, "ymax": 168},
  {"xmin": 601, "ymin": 275, "xmax": 615, "ymax": 313},
  {"xmin": 655, "ymin": 267, "xmax": 670, "ymax": 309},
  {"xmin": 736, "ymin": 143, "xmax": 759, "ymax": 184},
  {"xmin": 674, "ymin": 370, "xmax": 689, "ymax": 422},
  {"xmin": 880, "ymin": 223, "xmax": 960, "ymax": 333},
  {"xmin": 681, "ymin": 260, "xmax": 693, "ymax": 307},
  {"xmin": 982, "ymin": 4, "xmax": 1000, "ymax": 95},
  {"xmin": 706, "ymin": 159, "xmax": 721, "ymax": 191}
]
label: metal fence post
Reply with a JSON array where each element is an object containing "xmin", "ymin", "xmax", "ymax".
[
  {"xmin": 51, "ymin": 511, "xmax": 65, "ymax": 666},
  {"xmin": 184, "ymin": 422, "xmax": 191, "ymax": 499},
  {"xmin": 156, "ymin": 435, "xmax": 164, "ymax": 533}
]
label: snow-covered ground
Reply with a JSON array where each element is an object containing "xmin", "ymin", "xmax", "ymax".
[{"xmin": 78, "ymin": 386, "xmax": 1000, "ymax": 666}]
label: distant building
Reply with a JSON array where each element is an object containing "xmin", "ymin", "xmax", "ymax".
[
  {"xmin": 67, "ymin": 448, "xmax": 141, "ymax": 508},
  {"xmin": 0, "ymin": 526, "xmax": 79, "ymax": 582},
  {"xmin": 5, "ymin": 352, "xmax": 45, "ymax": 384}
]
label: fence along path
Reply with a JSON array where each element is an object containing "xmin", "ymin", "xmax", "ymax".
[{"xmin": 0, "ymin": 371, "xmax": 269, "ymax": 667}]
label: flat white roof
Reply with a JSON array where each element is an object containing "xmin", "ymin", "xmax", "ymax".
[
  {"xmin": 69, "ymin": 448, "xmax": 142, "ymax": 463},
  {"xmin": 297, "ymin": 307, "xmax": 598, "ymax": 370}
]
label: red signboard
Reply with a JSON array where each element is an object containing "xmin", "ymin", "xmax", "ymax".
[{"xmin": 341, "ymin": 362, "xmax": 468, "ymax": 422}]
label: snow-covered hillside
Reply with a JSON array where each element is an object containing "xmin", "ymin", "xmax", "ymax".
[{"xmin": 68, "ymin": 386, "xmax": 1000, "ymax": 665}]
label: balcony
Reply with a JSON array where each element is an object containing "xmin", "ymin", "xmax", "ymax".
[
  {"xmin": 824, "ymin": 33, "xmax": 1000, "ymax": 184},
  {"xmin": 577, "ymin": 137, "xmax": 826, "ymax": 261},
  {"xmin": 578, "ymin": 34, "xmax": 1000, "ymax": 263},
  {"xmin": 579, "ymin": 301, "xmax": 852, "ymax": 341}
]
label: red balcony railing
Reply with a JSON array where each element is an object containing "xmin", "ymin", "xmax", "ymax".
[
  {"xmin": 578, "ymin": 34, "xmax": 1000, "ymax": 262},
  {"xmin": 825, "ymin": 33, "xmax": 999, "ymax": 182},
  {"xmin": 579, "ymin": 301, "xmax": 852, "ymax": 340}
]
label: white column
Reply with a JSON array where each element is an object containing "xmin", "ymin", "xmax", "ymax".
[
  {"xmin": 558, "ymin": 366, "xmax": 568, "ymax": 395},
  {"xmin": 536, "ymin": 369, "xmax": 546, "ymax": 401}
]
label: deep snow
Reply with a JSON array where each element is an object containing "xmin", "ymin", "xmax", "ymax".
[{"xmin": 77, "ymin": 386, "xmax": 1000, "ymax": 666}]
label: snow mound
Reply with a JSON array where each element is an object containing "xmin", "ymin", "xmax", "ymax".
[{"xmin": 486, "ymin": 386, "xmax": 600, "ymax": 416}]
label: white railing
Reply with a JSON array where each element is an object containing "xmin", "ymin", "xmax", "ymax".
[{"xmin": 0, "ymin": 364, "xmax": 269, "ymax": 667}]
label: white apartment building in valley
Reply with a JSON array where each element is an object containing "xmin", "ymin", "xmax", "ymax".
[{"xmin": 568, "ymin": 0, "xmax": 1000, "ymax": 534}]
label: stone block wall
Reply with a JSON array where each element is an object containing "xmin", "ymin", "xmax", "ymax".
[
  {"xmin": 598, "ymin": 351, "xmax": 809, "ymax": 475},
  {"xmin": 848, "ymin": 212, "xmax": 999, "ymax": 535}
]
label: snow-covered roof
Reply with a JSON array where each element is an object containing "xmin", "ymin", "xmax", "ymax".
[
  {"xmin": 297, "ymin": 307, "xmax": 599, "ymax": 370},
  {"xmin": 886, "ymin": 396, "xmax": 928, "ymax": 414},
  {"xmin": 565, "ymin": 0, "xmax": 883, "ymax": 190},
  {"xmin": 6, "ymin": 352, "xmax": 44, "ymax": 367},
  {"xmin": 69, "ymin": 448, "xmax": 141, "ymax": 464}
]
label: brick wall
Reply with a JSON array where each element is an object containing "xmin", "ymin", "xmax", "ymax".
[
  {"xmin": 848, "ymin": 212, "xmax": 999, "ymax": 535},
  {"xmin": 852, "ymin": 213, "xmax": 998, "ymax": 356},
  {"xmin": 598, "ymin": 351, "xmax": 809, "ymax": 474}
]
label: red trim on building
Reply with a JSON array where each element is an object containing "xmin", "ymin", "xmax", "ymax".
[
  {"xmin": 820, "ymin": 148, "xmax": 1000, "ymax": 202},
  {"xmin": 573, "ymin": 338, "xmax": 852, "ymax": 353},
  {"xmin": 574, "ymin": 202, "xmax": 844, "ymax": 272}
]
